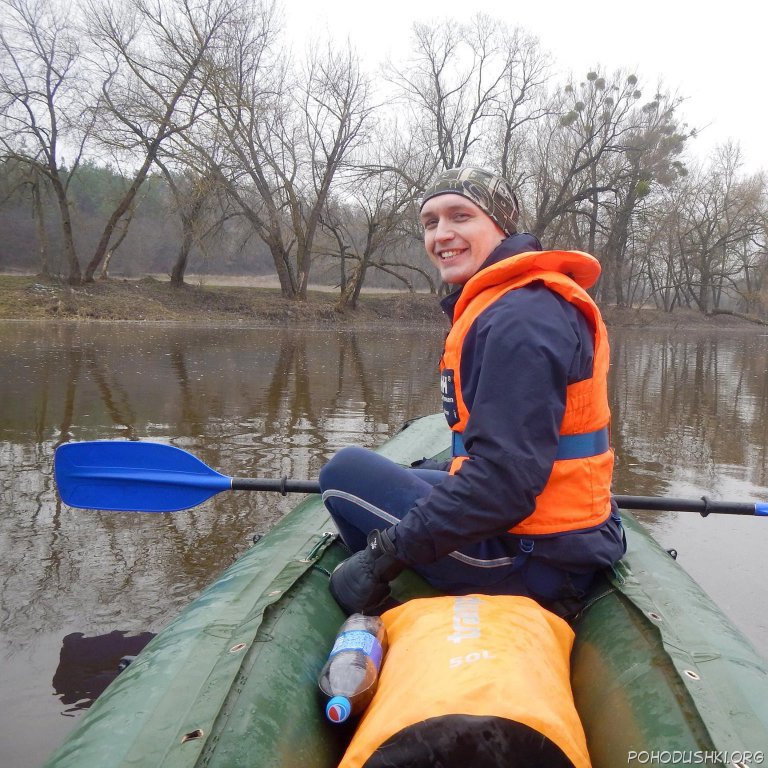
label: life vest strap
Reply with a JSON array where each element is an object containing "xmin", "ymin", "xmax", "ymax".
[{"xmin": 451, "ymin": 427, "xmax": 609, "ymax": 461}]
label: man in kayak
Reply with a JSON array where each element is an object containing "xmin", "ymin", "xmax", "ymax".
[{"xmin": 320, "ymin": 166, "xmax": 626, "ymax": 618}]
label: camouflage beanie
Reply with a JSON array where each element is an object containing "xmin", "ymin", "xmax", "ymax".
[{"xmin": 420, "ymin": 167, "xmax": 520, "ymax": 236}]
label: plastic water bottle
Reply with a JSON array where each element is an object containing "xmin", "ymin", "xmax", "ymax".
[{"xmin": 318, "ymin": 614, "xmax": 388, "ymax": 723}]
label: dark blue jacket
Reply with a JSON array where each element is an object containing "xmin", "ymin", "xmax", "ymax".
[{"xmin": 395, "ymin": 233, "xmax": 625, "ymax": 572}]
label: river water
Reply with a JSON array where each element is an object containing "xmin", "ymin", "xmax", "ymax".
[{"xmin": 1, "ymin": 321, "xmax": 767, "ymax": 767}]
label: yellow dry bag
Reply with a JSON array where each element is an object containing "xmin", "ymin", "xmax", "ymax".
[{"xmin": 338, "ymin": 594, "xmax": 591, "ymax": 768}]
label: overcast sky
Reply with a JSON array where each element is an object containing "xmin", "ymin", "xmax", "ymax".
[{"xmin": 283, "ymin": 0, "xmax": 766, "ymax": 173}]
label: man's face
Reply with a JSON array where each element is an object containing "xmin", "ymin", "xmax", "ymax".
[{"xmin": 420, "ymin": 193, "xmax": 505, "ymax": 285}]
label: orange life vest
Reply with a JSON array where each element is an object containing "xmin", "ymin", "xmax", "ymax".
[{"xmin": 441, "ymin": 249, "xmax": 613, "ymax": 536}]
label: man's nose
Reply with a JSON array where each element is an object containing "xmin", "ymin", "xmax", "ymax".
[{"xmin": 435, "ymin": 219, "xmax": 454, "ymax": 241}]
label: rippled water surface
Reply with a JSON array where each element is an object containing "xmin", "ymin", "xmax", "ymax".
[{"xmin": 1, "ymin": 322, "xmax": 767, "ymax": 766}]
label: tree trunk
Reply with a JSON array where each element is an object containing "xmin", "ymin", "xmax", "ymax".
[
  {"xmin": 99, "ymin": 250, "xmax": 114, "ymax": 280},
  {"xmin": 270, "ymin": 243, "xmax": 299, "ymax": 299},
  {"xmin": 170, "ymin": 227, "xmax": 192, "ymax": 288},
  {"xmin": 170, "ymin": 197, "xmax": 206, "ymax": 287},
  {"xmin": 604, "ymin": 182, "xmax": 639, "ymax": 308},
  {"xmin": 335, "ymin": 261, "xmax": 368, "ymax": 312},
  {"xmin": 697, "ymin": 262, "xmax": 711, "ymax": 315},
  {"xmin": 50, "ymin": 175, "xmax": 81, "ymax": 285},
  {"xmin": 83, "ymin": 156, "xmax": 154, "ymax": 282},
  {"xmin": 32, "ymin": 183, "xmax": 51, "ymax": 278}
]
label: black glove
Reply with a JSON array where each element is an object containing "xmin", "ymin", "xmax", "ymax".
[
  {"xmin": 410, "ymin": 457, "xmax": 451, "ymax": 471},
  {"xmin": 329, "ymin": 528, "xmax": 405, "ymax": 615}
]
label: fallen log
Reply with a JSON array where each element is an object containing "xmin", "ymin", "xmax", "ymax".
[{"xmin": 707, "ymin": 308, "xmax": 768, "ymax": 326}]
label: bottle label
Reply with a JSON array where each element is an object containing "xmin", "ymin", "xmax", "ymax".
[{"xmin": 330, "ymin": 630, "xmax": 383, "ymax": 670}]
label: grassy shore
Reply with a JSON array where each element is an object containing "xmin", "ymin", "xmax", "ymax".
[
  {"xmin": 0, "ymin": 274, "xmax": 442, "ymax": 327},
  {"xmin": 0, "ymin": 273, "xmax": 759, "ymax": 330}
]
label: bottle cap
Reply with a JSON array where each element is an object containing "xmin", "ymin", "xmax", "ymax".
[{"xmin": 326, "ymin": 696, "xmax": 351, "ymax": 723}]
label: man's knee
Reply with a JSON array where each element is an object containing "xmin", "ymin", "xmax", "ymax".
[{"xmin": 319, "ymin": 446, "xmax": 376, "ymax": 490}]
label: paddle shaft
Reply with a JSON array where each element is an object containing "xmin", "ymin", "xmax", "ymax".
[
  {"xmin": 233, "ymin": 478, "xmax": 321, "ymax": 495},
  {"xmin": 612, "ymin": 495, "xmax": 763, "ymax": 516},
  {"xmin": 234, "ymin": 479, "xmax": 764, "ymax": 516}
]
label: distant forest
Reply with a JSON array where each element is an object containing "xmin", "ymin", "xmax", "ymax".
[{"xmin": 1, "ymin": 0, "xmax": 766, "ymax": 316}]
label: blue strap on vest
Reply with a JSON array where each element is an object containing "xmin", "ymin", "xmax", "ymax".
[
  {"xmin": 553, "ymin": 427, "xmax": 610, "ymax": 460},
  {"xmin": 451, "ymin": 427, "xmax": 609, "ymax": 460}
]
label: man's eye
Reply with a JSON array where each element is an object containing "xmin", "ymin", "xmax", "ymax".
[{"xmin": 423, "ymin": 219, "xmax": 437, "ymax": 230}]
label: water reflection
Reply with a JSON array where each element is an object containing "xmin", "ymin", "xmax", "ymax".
[
  {"xmin": 52, "ymin": 630, "xmax": 155, "ymax": 715},
  {"xmin": 0, "ymin": 323, "xmax": 444, "ymax": 632},
  {"xmin": 1, "ymin": 322, "xmax": 767, "ymax": 766},
  {"xmin": 611, "ymin": 330, "xmax": 768, "ymax": 499}
]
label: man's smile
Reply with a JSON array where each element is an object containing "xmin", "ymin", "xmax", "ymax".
[{"xmin": 437, "ymin": 249, "xmax": 466, "ymax": 260}]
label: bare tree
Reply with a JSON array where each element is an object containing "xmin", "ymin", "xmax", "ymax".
[
  {"xmin": 319, "ymin": 122, "xmax": 439, "ymax": 311},
  {"xmin": 739, "ymin": 178, "xmax": 768, "ymax": 315},
  {"xmin": 81, "ymin": 0, "xmax": 240, "ymax": 282},
  {"xmin": 668, "ymin": 147, "xmax": 760, "ymax": 314},
  {"xmin": 386, "ymin": 15, "xmax": 517, "ymax": 171},
  {"xmin": 596, "ymin": 88, "xmax": 689, "ymax": 305},
  {"xmin": 0, "ymin": 0, "xmax": 92, "ymax": 283},
  {"xmin": 637, "ymin": 203, "xmax": 680, "ymax": 311},
  {"xmin": 525, "ymin": 71, "xmax": 647, "ymax": 240},
  {"xmin": 208, "ymin": 30, "xmax": 372, "ymax": 300},
  {"xmin": 487, "ymin": 26, "xmax": 552, "ymax": 182},
  {"xmin": 154, "ymin": 158, "xmax": 231, "ymax": 286}
]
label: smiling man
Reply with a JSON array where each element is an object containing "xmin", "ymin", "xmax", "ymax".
[{"xmin": 319, "ymin": 166, "xmax": 626, "ymax": 619}]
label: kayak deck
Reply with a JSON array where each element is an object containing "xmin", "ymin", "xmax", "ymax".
[{"xmin": 45, "ymin": 415, "xmax": 768, "ymax": 767}]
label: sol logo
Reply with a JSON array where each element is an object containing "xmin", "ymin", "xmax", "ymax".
[{"xmin": 449, "ymin": 649, "xmax": 496, "ymax": 669}]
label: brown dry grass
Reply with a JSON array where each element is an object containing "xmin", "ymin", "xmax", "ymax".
[{"xmin": 0, "ymin": 274, "xmax": 443, "ymax": 327}]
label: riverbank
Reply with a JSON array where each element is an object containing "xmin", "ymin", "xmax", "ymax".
[
  {"xmin": 0, "ymin": 274, "xmax": 761, "ymax": 329},
  {"xmin": 0, "ymin": 274, "xmax": 440, "ymax": 327}
]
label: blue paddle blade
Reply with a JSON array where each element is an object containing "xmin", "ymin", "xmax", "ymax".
[{"xmin": 55, "ymin": 441, "xmax": 232, "ymax": 512}]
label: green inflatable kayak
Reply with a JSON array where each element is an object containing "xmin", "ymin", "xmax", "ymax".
[{"xmin": 45, "ymin": 415, "xmax": 768, "ymax": 767}]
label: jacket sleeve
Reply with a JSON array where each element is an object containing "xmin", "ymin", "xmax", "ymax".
[{"xmin": 393, "ymin": 285, "xmax": 593, "ymax": 566}]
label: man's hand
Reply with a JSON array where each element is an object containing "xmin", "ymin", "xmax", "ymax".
[{"xmin": 329, "ymin": 528, "xmax": 404, "ymax": 614}]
